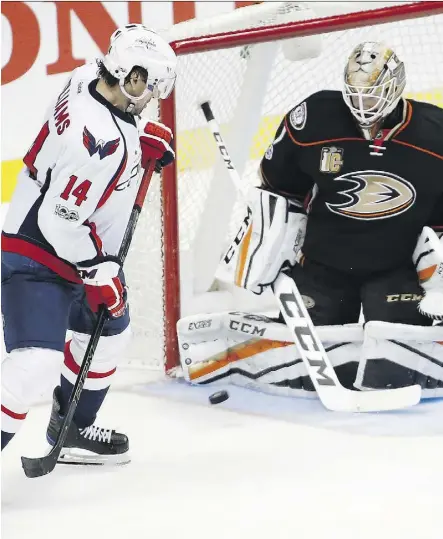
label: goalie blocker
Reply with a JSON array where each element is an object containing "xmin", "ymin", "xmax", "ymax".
[{"xmin": 215, "ymin": 186, "xmax": 307, "ymax": 295}]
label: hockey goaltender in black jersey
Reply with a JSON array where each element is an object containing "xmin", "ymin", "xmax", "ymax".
[{"xmin": 177, "ymin": 42, "xmax": 443, "ymax": 400}]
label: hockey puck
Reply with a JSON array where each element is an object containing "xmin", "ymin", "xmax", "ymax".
[{"xmin": 209, "ymin": 390, "xmax": 229, "ymax": 405}]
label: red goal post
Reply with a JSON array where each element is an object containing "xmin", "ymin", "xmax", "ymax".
[
  {"xmin": 125, "ymin": 1, "xmax": 443, "ymax": 374},
  {"xmin": 168, "ymin": 1, "xmax": 443, "ymax": 53}
]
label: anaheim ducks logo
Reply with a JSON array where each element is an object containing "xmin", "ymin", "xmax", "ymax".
[{"xmin": 326, "ymin": 171, "xmax": 416, "ymax": 220}]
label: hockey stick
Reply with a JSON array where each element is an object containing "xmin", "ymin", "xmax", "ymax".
[
  {"xmin": 21, "ymin": 160, "xmax": 157, "ymax": 478},
  {"xmin": 200, "ymin": 101, "xmax": 421, "ymax": 412}
]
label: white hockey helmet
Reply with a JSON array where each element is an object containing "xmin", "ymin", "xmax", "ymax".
[
  {"xmin": 342, "ymin": 42, "xmax": 406, "ymax": 127},
  {"xmin": 103, "ymin": 24, "xmax": 177, "ymax": 103}
]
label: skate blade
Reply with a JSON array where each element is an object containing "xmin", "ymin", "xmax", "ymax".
[{"xmin": 50, "ymin": 446, "xmax": 131, "ymax": 466}]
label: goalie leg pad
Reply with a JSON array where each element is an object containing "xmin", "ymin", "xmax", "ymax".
[
  {"xmin": 177, "ymin": 311, "xmax": 295, "ymax": 385},
  {"xmin": 216, "ymin": 187, "xmax": 307, "ymax": 295},
  {"xmin": 355, "ymin": 321, "xmax": 443, "ymax": 398},
  {"xmin": 177, "ymin": 312, "xmax": 363, "ymax": 398}
]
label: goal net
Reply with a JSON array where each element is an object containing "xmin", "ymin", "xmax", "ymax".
[{"xmin": 123, "ymin": 1, "xmax": 443, "ymax": 373}]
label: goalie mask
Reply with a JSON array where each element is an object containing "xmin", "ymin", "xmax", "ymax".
[
  {"xmin": 342, "ymin": 42, "xmax": 406, "ymax": 134},
  {"xmin": 103, "ymin": 24, "xmax": 177, "ymax": 111}
]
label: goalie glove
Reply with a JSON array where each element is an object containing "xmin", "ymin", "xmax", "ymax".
[
  {"xmin": 216, "ymin": 187, "xmax": 307, "ymax": 294},
  {"xmin": 77, "ymin": 256, "xmax": 126, "ymax": 318},
  {"xmin": 412, "ymin": 226, "xmax": 443, "ymax": 320}
]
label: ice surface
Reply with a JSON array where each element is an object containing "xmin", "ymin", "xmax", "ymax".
[
  {"xmin": 2, "ymin": 374, "xmax": 442, "ymax": 539},
  {"xmin": 1, "ymin": 203, "xmax": 442, "ymax": 538}
]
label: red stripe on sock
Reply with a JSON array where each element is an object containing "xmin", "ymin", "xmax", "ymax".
[
  {"xmin": 64, "ymin": 341, "xmax": 116, "ymax": 379},
  {"xmin": 1, "ymin": 405, "xmax": 27, "ymax": 420}
]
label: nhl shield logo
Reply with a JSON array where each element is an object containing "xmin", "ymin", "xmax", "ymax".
[{"xmin": 289, "ymin": 102, "xmax": 307, "ymax": 130}]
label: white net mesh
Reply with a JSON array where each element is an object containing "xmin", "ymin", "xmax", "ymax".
[{"xmin": 124, "ymin": 3, "xmax": 443, "ymax": 371}]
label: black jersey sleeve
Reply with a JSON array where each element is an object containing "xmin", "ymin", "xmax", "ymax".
[
  {"xmin": 259, "ymin": 115, "xmax": 314, "ymax": 204},
  {"xmin": 427, "ymin": 194, "xmax": 443, "ymax": 236}
]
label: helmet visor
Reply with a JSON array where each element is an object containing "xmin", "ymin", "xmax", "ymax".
[{"xmin": 148, "ymin": 73, "xmax": 176, "ymax": 99}]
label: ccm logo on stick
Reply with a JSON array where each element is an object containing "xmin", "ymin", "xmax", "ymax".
[
  {"xmin": 279, "ymin": 291, "xmax": 335, "ymax": 387},
  {"xmin": 214, "ymin": 133, "xmax": 234, "ymax": 169}
]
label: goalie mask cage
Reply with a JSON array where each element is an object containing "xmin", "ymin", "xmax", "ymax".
[{"xmin": 123, "ymin": 1, "xmax": 443, "ymax": 374}]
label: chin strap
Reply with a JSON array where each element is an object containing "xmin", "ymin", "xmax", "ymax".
[{"xmin": 119, "ymin": 79, "xmax": 153, "ymax": 114}]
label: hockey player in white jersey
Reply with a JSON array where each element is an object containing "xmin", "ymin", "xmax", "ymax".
[{"xmin": 1, "ymin": 24, "xmax": 177, "ymax": 464}]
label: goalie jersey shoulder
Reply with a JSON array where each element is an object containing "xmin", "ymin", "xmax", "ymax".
[
  {"xmin": 396, "ymin": 99, "xmax": 443, "ymax": 159},
  {"xmin": 283, "ymin": 90, "xmax": 358, "ymax": 145}
]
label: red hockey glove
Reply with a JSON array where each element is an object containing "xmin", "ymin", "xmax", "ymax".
[
  {"xmin": 139, "ymin": 120, "xmax": 175, "ymax": 172},
  {"xmin": 78, "ymin": 257, "xmax": 126, "ymax": 318}
]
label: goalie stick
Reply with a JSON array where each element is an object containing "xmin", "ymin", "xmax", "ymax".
[
  {"xmin": 200, "ymin": 101, "xmax": 421, "ymax": 412},
  {"xmin": 21, "ymin": 160, "xmax": 157, "ymax": 478}
]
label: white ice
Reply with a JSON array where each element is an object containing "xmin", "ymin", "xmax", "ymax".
[{"xmin": 2, "ymin": 372, "xmax": 443, "ymax": 539}]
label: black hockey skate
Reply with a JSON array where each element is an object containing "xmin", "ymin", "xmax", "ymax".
[{"xmin": 46, "ymin": 387, "xmax": 130, "ymax": 466}]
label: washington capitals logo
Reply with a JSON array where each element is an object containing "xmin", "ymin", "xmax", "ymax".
[{"xmin": 83, "ymin": 126, "xmax": 120, "ymax": 160}]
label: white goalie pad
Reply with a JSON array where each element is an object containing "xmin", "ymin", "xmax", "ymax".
[
  {"xmin": 215, "ymin": 187, "xmax": 307, "ymax": 295},
  {"xmin": 178, "ymin": 314, "xmax": 443, "ymax": 400},
  {"xmin": 413, "ymin": 226, "xmax": 443, "ymax": 320},
  {"xmin": 177, "ymin": 311, "xmax": 362, "ymax": 399},
  {"xmin": 355, "ymin": 321, "xmax": 443, "ymax": 399}
]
